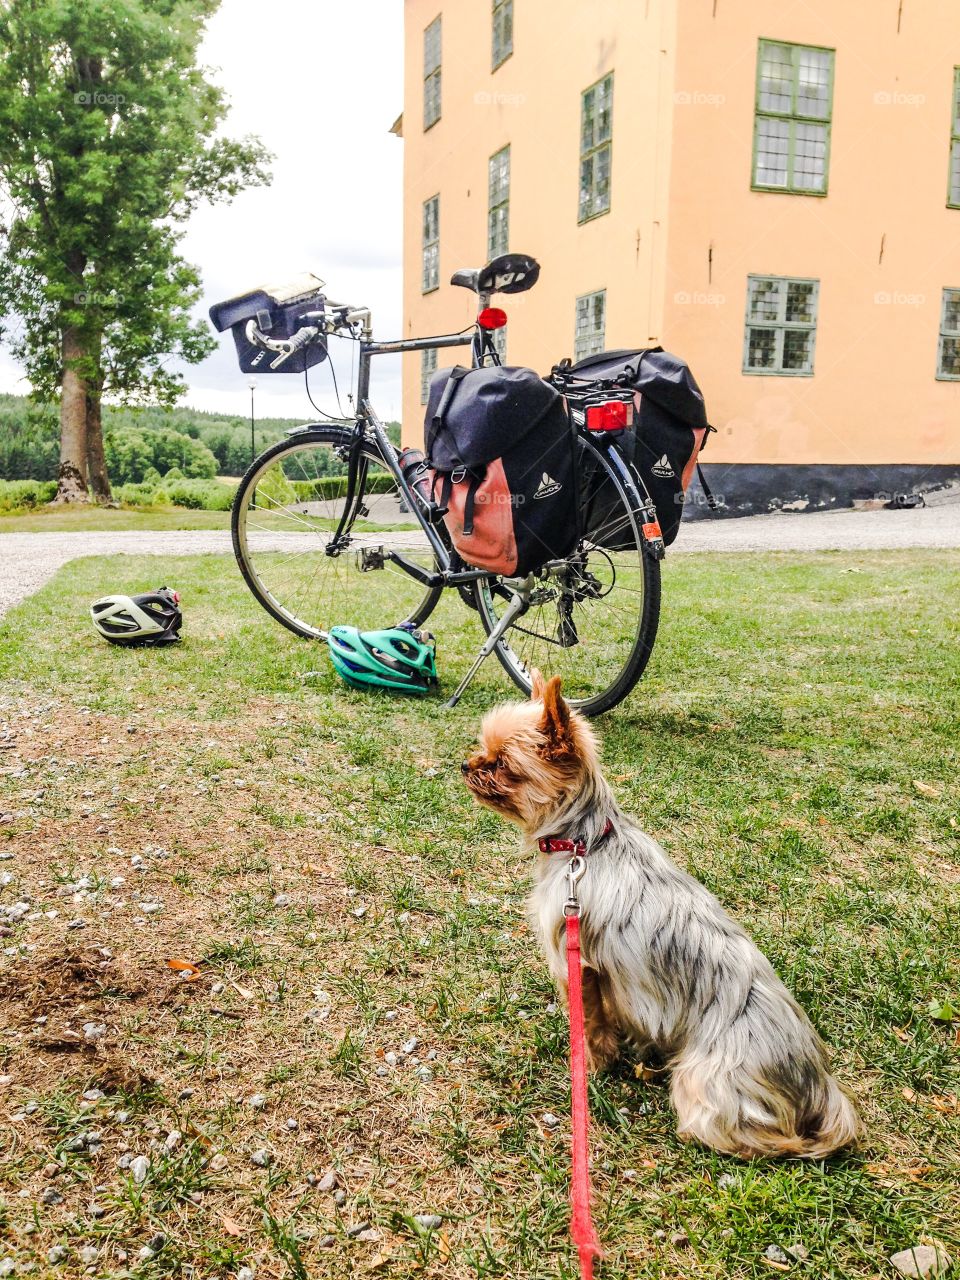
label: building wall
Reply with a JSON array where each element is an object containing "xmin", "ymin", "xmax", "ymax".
[
  {"xmin": 664, "ymin": 0, "xmax": 960, "ymax": 476},
  {"xmin": 401, "ymin": 0, "xmax": 959, "ymax": 507},
  {"xmin": 401, "ymin": 0, "xmax": 678, "ymax": 444}
]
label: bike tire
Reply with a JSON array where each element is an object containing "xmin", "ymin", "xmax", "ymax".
[{"xmin": 231, "ymin": 427, "xmax": 444, "ymax": 641}]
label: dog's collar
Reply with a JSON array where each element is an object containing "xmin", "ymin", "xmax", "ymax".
[{"xmin": 537, "ymin": 819, "xmax": 613, "ymax": 857}]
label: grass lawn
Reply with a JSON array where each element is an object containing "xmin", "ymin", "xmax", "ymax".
[
  {"xmin": 0, "ymin": 506, "xmax": 232, "ymax": 533},
  {"xmin": 0, "ymin": 550, "xmax": 958, "ymax": 1279}
]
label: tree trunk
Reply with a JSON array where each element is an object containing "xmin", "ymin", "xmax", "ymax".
[
  {"xmin": 86, "ymin": 383, "xmax": 112, "ymax": 503},
  {"xmin": 56, "ymin": 325, "xmax": 89, "ymax": 503}
]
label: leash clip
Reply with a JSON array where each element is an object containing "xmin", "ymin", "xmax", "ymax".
[{"xmin": 563, "ymin": 854, "xmax": 586, "ymax": 917}]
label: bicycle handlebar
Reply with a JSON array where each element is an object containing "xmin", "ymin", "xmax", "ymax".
[{"xmin": 244, "ymin": 302, "xmax": 373, "ymax": 369}]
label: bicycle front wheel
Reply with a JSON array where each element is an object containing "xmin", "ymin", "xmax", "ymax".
[
  {"xmin": 232, "ymin": 427, "xmax": 442, "ymax": 640},
  {"xmin": 475, "ymin": 435, "xmax": 661, "ymax": 716}
]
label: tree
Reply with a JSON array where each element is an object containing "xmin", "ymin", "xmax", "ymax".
[{"xmin": 0, "ymin": 0, "xmax": 271, "ymax": 501}]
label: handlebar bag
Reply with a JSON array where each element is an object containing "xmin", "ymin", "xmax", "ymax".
[
  {"xmin": 423, "ymin": 365, "xmax": 578, "ymax": 577},
  {"xmin": 208, "ymin": 273, "xmax": 328, "ymax": 374},
  {"xmin": 560, "ymin": 347, "xmax": 710, "ymax": 546}
]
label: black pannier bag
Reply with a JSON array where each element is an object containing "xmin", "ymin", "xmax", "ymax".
[
  {"xmin": 557, "ymin": 347, "xmax": 710, "ymax": 547},
  {"xmin": 208, "ymin": 273, "xmax": 328, "ymax": 374},
  {"xmin": 423, "ymin": 365, "xmax": 578, "ymax": 578}
]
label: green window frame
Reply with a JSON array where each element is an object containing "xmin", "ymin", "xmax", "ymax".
[
  {"xmin": 752, "ymin": 40, "xmax": 834, "ymax": 194},
  {"xmin": 743, "ymin": 275, "xmax": 819, "ymax": 375},
  {"xmin": 574, "ymin": 290, "xmax": 606, "ymax": 361},
  {"xmin": 579, "ymin": 74, "xmax": 613, "ymax": 223},
  {"xmin": 421, "ymin": 347, "xmax": 438, "ymax": 404},
  {"xmin": 423, "ymin": 15, "xmax": 441, "ymax": 130},
  {"xmin": 422, "ymin": 195, "xmax": 439, "ymax": 294},
  {"xmin": 488, "ymin": 145, "xmax": 510, "ymax": 258},
  {"xmin": 949, "ymin": 67, "xmax": 960, "ymax": 207},
  {"xmin": 937, "ymin": 288, "xmax": 960, "ymax": 379},
  {"xmin": 492, "ymin": 0, "xmax": 513, "ymax": 70}
]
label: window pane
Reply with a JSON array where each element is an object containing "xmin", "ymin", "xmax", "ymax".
[
  {"xmin": 424, "ymin": 69, "xmax": 441, "ymax": 128},
  {"xmin": 749, "ymin": 278, "xmax": 782, "ymax": 322},
  {"xmin": 786, "ymin": 281, "xmax": 816, "ymax": 323},
  {"xmin": 940, "ymin": 336, "xmax": 960, "ymax": 377},
  {"xmin": 493, "ymin": 0, "xmax": 513, "ymax": 67},
  {"xmin": 422, "ymin": 243, "xmax": 438, "ymax": 292},
  {"xmin": 943, "ymin": 290, "xmax": 960, "ymax": 333},
  {"xmin": 422, "ymin": 197, "xmax": 438, "ymax": 242},
  {"xmin": 951, "ymin": 141, "xmax": 960, "ymax": 206},
  {"xmin": 421, "ymin": 347, "xmax": 438, "ymax": 404},
  {"xmin": 796, "ymin": 48, "xmax": 831, "ymax": 119},
  {"xmin": 489, "ymin": 147, "xmax": 510, "ymax": 203},
  {"xmin": 596, "ymin": 76, "xmax": 613, "ymax": 142},
  {"xmin": 593, "ymin": 144, "xmax": 611, "ymax": 213},
  {"xmin": 746, "ymin": 327, "xmax": 778, "ymax": 368},
  {"xmin": 954, "ymin": 70, "xmax": 960, "ymax": 133},
  {"xmin": 782, "ymin": 329, "xmax": 813, "ymax": 370},
  {"xmin": 424, "ymin": 17, "xmax": 441, "ymax": 74},
  {"xmin": 754, "ymin": 117, "xmax": 789, "ymax": 186},
  {"xmin": 793, "ymin": 122, "xmax": 827, "ymax": 190},
  {"xmin": 488, "ymin": 204, "xmax": 509, "ymax": 257},
  {"xmin": 578, "ymin": 154, "xmax": 594, "ymax": 220},
  {"xmin": 581, "ymin": 86, "xmax": 596, "ymax": 152},
  {"xmin": 759, "ymin": 42, "xmax": 793, "ymax": 113},
  {"xmin": 574, "ymin": 291, "xmax": 605, "ymax": 360}
]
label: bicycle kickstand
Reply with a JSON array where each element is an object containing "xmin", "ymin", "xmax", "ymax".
[{"xmin": 445, "ymin": 589, "xmax": 527, "ymax": 709}]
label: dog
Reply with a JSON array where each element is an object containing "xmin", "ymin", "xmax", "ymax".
[{"xmin": 461, "ymin": 672, "xmax": 859, "ymax": 1159}]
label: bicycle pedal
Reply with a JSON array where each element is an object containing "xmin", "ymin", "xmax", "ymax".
[{"xmin": 357, "ymin": 546, "xmax": 386, "ymax": 571}]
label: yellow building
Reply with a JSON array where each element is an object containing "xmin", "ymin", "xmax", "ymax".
[{"xmin": 399, "ymin": 0, "xmax": 960, "ymax": 514}]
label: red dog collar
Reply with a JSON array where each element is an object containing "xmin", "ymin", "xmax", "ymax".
[{"xmin": 538, "ymin": 819, "xmax": 613, "ymax": 857}]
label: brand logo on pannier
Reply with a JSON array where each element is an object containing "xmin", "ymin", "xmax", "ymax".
[
  {"xmin": 534, "ymin": 472, "xmax": 562, "ymax": 499},
  {"xmin": 652, "ymin": 454, "xmax": 675, "ymax": 478}
]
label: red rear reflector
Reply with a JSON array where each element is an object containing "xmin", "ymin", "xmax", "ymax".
[
  {"xmin": 586, "ymin": 400, "xmax": 631, "ymax": 432},
  {"xmin": 477, "ymin": 307, "xmax": 508, "ymax": 330},
  {"xmin": 642, "ymin": 521, "xmax": 663, "ymax": 542}
]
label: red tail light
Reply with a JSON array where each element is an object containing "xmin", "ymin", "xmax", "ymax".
[
  {"xmin": 477, "ymin": 306, "xmax": 508, "ymax": 330},
  {"xmin": 585, "ymin": 399, "xmax": 632, "ymax": 432}
]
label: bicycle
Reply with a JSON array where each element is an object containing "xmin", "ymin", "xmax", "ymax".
[{"xmin": 224, "ymin": 252, "xmax": 664, "ymax": 716}]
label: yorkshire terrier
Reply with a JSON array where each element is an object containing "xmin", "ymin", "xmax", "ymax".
[{"xmin": 461, "ymin": 673, "xmax": 859, "ymax": 1159}]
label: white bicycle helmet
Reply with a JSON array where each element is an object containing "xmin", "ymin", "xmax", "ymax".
[{"xmin": 90, "ymin": 587, "xmax": 182, "ymax": 646}]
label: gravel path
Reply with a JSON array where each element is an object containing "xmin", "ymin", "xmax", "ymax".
[{"xmin": 2, "ymin": 504, "xmax": 959, "ymax": 619}]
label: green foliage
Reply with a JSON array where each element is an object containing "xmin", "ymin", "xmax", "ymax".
[
  {"xmin": 0, "ymin": 478, "xmax": 57, "ymax": 511},
  {"xmin": 0, "ymin": 0, "xmax": 272, "ymax": 406}
]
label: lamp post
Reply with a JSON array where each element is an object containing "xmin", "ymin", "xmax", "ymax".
[{"xmin": 247, "ymin": 378, "xmax": 257, "ymax": 467}]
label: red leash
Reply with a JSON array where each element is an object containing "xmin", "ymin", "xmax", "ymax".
[{"xmin": 564, "ymin": 875, "xmax": 602, "ymax": 1277}]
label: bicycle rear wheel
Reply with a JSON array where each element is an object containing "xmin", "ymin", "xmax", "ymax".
[
  {"xmin": 232, "ymin": 427, "xmax": 442, "ymax": 640},
  {"xmin": 475, "ymin": 435, "xmax": 661, "ymax": 716}
]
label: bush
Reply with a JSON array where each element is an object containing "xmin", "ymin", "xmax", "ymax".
[
  {"xmin": 112, "ymin": 482, "xmax": 172, "ymax": 507},
  {"xmin": 0, "ymin": 478, "xmax": 57, "ymax": 511},
  {"xmin": 159, "ymin": 478, "xmax": 236, "ymax": 511},
  {"xmin": 290, "ymin": 473, "xmax": 396, "ymax": 501},
  {"xmin": 103, "ymin": 428, "xmax": 217, "ymax": 484}
]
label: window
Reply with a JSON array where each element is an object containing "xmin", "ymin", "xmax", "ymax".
[
  {"xmin": 744, "ymin": 275, "xmax": 819, "ymax": 374},
  {"xmin": 423, "ymin": 15, "xmax": 441, "ymax": 130},
  {"xmin": 421, "ymin": 347, "xmax": 438, "ymax": 404},
  {"xmin": 488, "ymin": 145, "xmax": 510, "ymax": 258},
  {"xmin": 949, "ymin": 68, "xmax": 960, "ymax": 207},
  {"xmin": 574, "ymin": 290, "xmax": 606, "ymax": 361},
  {"xmin": 422, "ymin": 195, "xmax": 439, "ymax": 293},
  {"xmin": 492, "ymin": 0, "xmax": 513, "ymax": 69},
  {"xmin": 579, "ymin": 74, "xmax": 613, "ymax": 222},
  {"xmin": 937, "ymin": 288, "xmax": 960, "ymax": 379},
  {"xmin": 753, "ymin": 40, "xmax": 833, "ymax": 193}
]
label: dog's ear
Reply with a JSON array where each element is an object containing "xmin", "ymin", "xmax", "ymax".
[
  {"xmin": 539, "ymin": 675, "xmax": 574, "ymax": 756},
  {"xmin": 530, "ymin": 668, "xmax": 546, "ymax": 700}
]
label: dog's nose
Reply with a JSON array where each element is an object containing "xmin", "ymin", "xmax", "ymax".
[{"xmin": 460, "ymin": 761, "xmax": 470, "ymax": 775}]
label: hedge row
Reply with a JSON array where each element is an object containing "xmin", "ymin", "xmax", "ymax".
[{"xmin": 0, "ymin": 479, "xmax": 58, "ymax": 511}]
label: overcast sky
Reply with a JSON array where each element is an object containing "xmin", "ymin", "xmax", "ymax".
[{"xmin": 0, "ymin": 0, "xmax": 406, "ymax": 422}]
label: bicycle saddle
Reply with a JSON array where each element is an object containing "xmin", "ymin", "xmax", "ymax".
[{"xmin": 450, "ymin": 252, "xmax": 540, "ymax": 295}]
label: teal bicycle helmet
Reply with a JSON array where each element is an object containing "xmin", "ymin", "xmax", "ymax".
[{"xmin": 327, "ymin": 624, "xmax": 438, "ymax": 695}]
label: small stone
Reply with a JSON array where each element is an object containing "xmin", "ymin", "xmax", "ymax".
[
  {"xmin": 285, "ymin": 1118, "xmax": 298, "ymax": 1131},
  {"xmin": 88, "ymin": 1203, "xmax": 105, "ymax": 1219},
  {"xmin": 351, "ymin": 905, "xmax": 367, "ymax": 918},
  {"xmin": 164, "ymin": 1130, "xmax": 181, "ymax": 1151},
  {"xmin": 541, "ymin": 1112, "xmax": 560, "ymax": 1129},
  {"xmin": 653, "ymin": 1230, "xmax": 667, "ymax": 1242},
  {"xmin": 209, "ymin": 1153, "xmax": 229, "ymax": 1171},
  {"xmin": 146, "ymin": 1234, "xmax": 165, "ymax": 1253},
  {"xmin": 785, "ymin": 1244, "xmax": 809, "ymax": 1262},
  {"xmin": 41, "ymin": 1187, "xmax": 64, "ymax": 1205},
  {"xmin": 721, "ymin": 1228, "xmax": 734, "ymax": 1240},
  {"xmin": 333, "ymin": 1189, "xmax": 347, "ymax": 1206},
  {"xmin": 317, "ymin": 1170, "xmax": 339, "ymax": 1191},
  {"xmin": 717, "ymin": 1172, "xmax": 738, "ymax": 1191},
  {"xmin": 67, "ymin": 918, "xmax": 86, "ymax": 930},
  {"xmin": 375, "ymin": 1066, "xmax": 389, "ymax": 1078},
  {"xmin": 82, "ymin": 1089, "xmax": 104, "ymax": 1102},
  {"xmin": 384, "ymin": 1011, "xmax": 398, "ymax": 1023},
  {"xmin": 384, "ymin": 1051, "xmax": 398, "ymax": 1067},
  {"xmin": 0, "ymin": 1260, "xmax": 13, "ymax": 1278},
  {"xmin": 48, "ymin": 1246, "xmax": 69, "ymax": 1264},
  {"xmin": 116, "ymin": 1110, "xmax": 130, "ymax": 1123},
  {"xmin": 273, "ymin": 893, "xmax": 291, "ymax": 907},
  {"xmin": 140, "ymin": 902, "xmax": 161, "ymax": 914},
  {"xmin": 671, "ymin": 1232, "xmax": 690, "ymax": 1248},
  {"xmin": 129, "ymin": 1154, "xmax": 150, "ymax": 1184},
  {"xmin": 317, "ymin": 1236, "xmax": 336, "ymax": 1249},
  {"xmin": 211, "ymin": 981, "xmax": 225, "ymax": 995},
  {"xmin": 137, "ymin": 1246, "xmax": 155, "ymax": 1262},
  {"xmin": 889, "ymin": 1245, "xmax": 952, "ymax": 1278},
  {"xmin": 78, "ymin": 1245, "xmax": 98, "ymax": 1266},
  {"xmin": 765, "ymin": 1245, "xmax": 789, "ymax": 1264},
  {"xmin": 237, "ymin": 1269, "xmax": 255, "ymax": 1280},
  {"xmin": 414, "ymin": 1066, "xmax": 433, "ymax": 1081},
  {"xmin": 401, "ymin": 1037, "xmax": 418, "ymax": 1055},
  {"xmin": 414, "ymin": 1214, "xmax": 443, "ymax": 1231},
  {"xmin": 247, "ymin": 1093, "xmax": 266, "ymax": 1109},
  {"xmin": 250, "ymin": 1148, "xmax": 271, "ymax": 1167},
  {"xmin": 177, "ymin": 1088, "xmax": 195, "ymax": 1101},
  {"xmin": 353, "ymin": 1227, "xmax": 381, "ymax": 1243},
  {"xmin": 82, "ymin": 1022, "xmax": 106, "ymax": 1041}
]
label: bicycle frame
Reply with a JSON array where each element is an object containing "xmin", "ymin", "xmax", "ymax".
[{"xmin": 321, "ymin": 323, "xmax": 507, "ymax": 591}]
